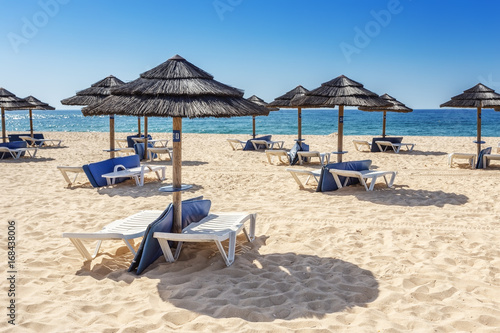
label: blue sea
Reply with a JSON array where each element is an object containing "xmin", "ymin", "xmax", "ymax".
[{"xmin": 3, "ymin": 109, "xmax": 500, "ymax": 137}]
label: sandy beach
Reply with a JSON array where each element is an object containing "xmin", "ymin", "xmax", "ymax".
[{"xmin": 1, "ymin": 131, "xmax": 500, "ymax": 332}]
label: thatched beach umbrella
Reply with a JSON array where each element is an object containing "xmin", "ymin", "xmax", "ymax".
[
  {"xmin": 440, "ymin": 83, "xmax": 500, "ymax": 157},
  {"xmin": 359, "ymin": 93, "xmax": 412, "ymax": 138},
  {"xmin": 268, "ymin": 85, "xmax": 309, "ymax": 145},
  {"xmin": 19, "ymin": 96, "xmax": 56, "ymax": 137},
  {"xmin": 83, "ymin": 54, "xmax": 269, "ymax": 233},
  {"xmin": 294, "ymin": 75, "xmax": 390, "ymax": 162},
  {"xmin": 246, "ymin": 95, "xmax": 274, "ymax": 139},
  {"xmin": 0, "ymin": 88, "xmax": 32, "ymax": 143},
  {"xmin": 61, "ymin": 75, "xmax": 126, "ymax": 158}
]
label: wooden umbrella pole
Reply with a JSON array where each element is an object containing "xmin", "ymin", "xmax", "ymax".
[
  {"xmin": 298, "ymin": 107, "xmax": 302, "ymax": 144},
  {"xmin": 172, "ymin": 117, "xmax": 183, "ymax": 234},
  {"xmin": 29, "ymin": 109, "xmax": 34, "ymax": 137},
  {"xmin": 109, "ymin": 115, "xmax": 115, "ymax": 159},
  {"xmin": 382, "ymin": 111, "xmax": 387, "ymax": 138},
  {"xmin": 477, "ymin": 106, "xmax": 482, "ymax": 157},
  {"xmin": 137, "ymin": 117, "xmax": 141, "ymax": 136},
  {"xmin": 1, "ymin": 107, "xmax": 6, "ymax": 143},
  {"xmin": 337, "ymin": 105, "xmax": 344, "ymax": 163},
  {"xmin": 252, "ymin": 116, "xmax": 256, "ymax": 139},
  {"xmin": 144, "ymin": 116, "xmax": 148, "ymax": 160}
]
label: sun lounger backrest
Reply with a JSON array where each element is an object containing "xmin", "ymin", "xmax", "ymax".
[
  {"xmin": 82, "ymin": 155, "xmax": 141, "ymax": 187},
  {"xmin": 129, "ymin": 198, "xmax": 211, "ymax": 275},
  {"xmin": 371, "ymin": 137, "xmax": 402, "ymax": 152},
  {"xmin": 476, "ymin": 147, "xmax": 492, "ymax": 169},
  {"xmin": 316, "ymin": 159, "xmax": 372, "ymax": 192},
  {"xmin": 243, "ymin": 135, "xmax": 272, "ymax": 150}
]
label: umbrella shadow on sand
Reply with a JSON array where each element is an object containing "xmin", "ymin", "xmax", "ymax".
[{"xmin": 85, "ymin": 236, "xmax": 379, "ymax": 322}]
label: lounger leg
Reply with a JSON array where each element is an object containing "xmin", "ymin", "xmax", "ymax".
[
  {"xmin": 266, "ymin": 153, "xmax": 273, "ymax": 164},
  {"xmin": 215, "ymin": 231, "xmax": 236, "ymax": 266},
  {"xmin": 242, "ymin": 214, "xmax": 256, "ymax": 242},
  {"xmin": 60, "ymin": 170, "xmax": 72, "ymax": 185},
  {"xmin": 68, "ymin": 238, "xmax": 94, "ymax": 261},
  {"xmin": 173, "ymin": 242, "xmax": 184, "ymax": 260},
  {"xmin": 332, "ymin": 174, "xmax": 343, "ymax": 189},
  {"xmin": 122, "ymin": 239, "xmax": 137, "ymax": 255},
  {"xmin": 157, "ymin": 238, "xmax": 176, "ymax": 263},
  {"xmin": 366, "ymin": 177, "xmax": 375, "ymax": 191},
  {"xmin": 289, "ymin": 172, "xmax": 305, "ymax": 189}
]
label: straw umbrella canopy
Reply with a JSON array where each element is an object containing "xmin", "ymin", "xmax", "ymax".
[
  {"xmin": 61, "ymin": 75, "xmax": 126, "ymax": 158},
  {"xmin": 0, "ymin": 88, "xmax": 32, "ymax": 143},
  {"xmin": 18, "ymin": 96, "xmax": 56, "ymax": 137},
  {"xmin": 293, "ymin": 75, "xmax": 390, "ymax": 162},
  {"xmin": 358, "ymin": 93, "xmax": 412, "ymax": 138},
  {"xmin": 83, "ymin": 54, "xmax": 269, "ymax": 233},
  {"xmin": 246, "ymin": 95, "xmax": 274, "ymax": 138},
  {"xmin": 268, "ymin": 85, "xmax": 310, "ymax": 145},
  {"xmin": 440, "ymin": 83, "xmax": 500, "ymax": 157}
]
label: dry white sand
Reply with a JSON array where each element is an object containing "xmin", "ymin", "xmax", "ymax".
[{"xmin": 1, "ymin": 132, "xmax": 499, "ymax": 332}]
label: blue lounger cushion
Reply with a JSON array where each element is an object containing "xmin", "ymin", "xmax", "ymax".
[
  {"xmin": 476, "ymin": 147, "xmax": 492, "ymax": 169},
  {"xmin": 288, "ymin": 142, "xmax": 309, "ymax": 165},
  {"xmin": 82, "ymin": 154, "xmax": 141, "ymax": 187},
  {"xmin": 8, "ymin": 133, "xmax": 45, "ymax": 146},
  {"xmin": 134, "ymin": 142, "xmax": 156, "ymax": 160},
  {"xmin": 243, "ymin": 135, "xmax": 272, "ymax": 150},
  {"xmin": 128, "ymin": 198, "xmax": 211, "ymax": 275},
  {"xmin": 371, "ymin": 137, "xmax": 403, "ymax": 152},
  {"xmin": 0, "ymin": 141, "xmax": 28, "ymax": 159},
  {"xmin": 316, "ymin": 160, "xmax": 372, "ymax": 192}
]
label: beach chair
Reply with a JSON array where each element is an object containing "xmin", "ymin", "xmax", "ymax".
[
  {"xmin": 19, "ymin": 135, "xmax": 62, "ymax": 147},
  {"xmin": 497, "ymin": 142, "xmax": 500, "ymax": 154},
  {"xmin": 227, "ymin": 139, "xmax": 246, "ymax": 151},
  {"xmin": 154, "ymin": 212, "xmax": 256, "ymax": 267},
  {"xmin": 101, "ymin": 164, "xmax": 166, "ymax": 186},
  {"xmin": 250, "ymin": 139, "xmax": 284, "ymax": 150},
  {"xmin": 265, "ymin": 149, "xmax": 289, "ymax": 164},
  {"xmin": 147, "ymin": 147, "xmax": 172, "ymax": 161},
  {"xmin": 328, "ymin": 169, "xmax": 397, "ymax": 191},
  {"xmin": 353, "ymin": 140, "xmax": 372, "ymax": 152},
  {"xmin": 286, "ymin": 168, "xmax": 322, "ymax": 189},
  {"xmin": 297, "ymin": 151, "xmax": 331, "ymax": 166},
  {"xmin": 482, "ymin": 153, "xmax": 500, "ymax": 168},
  {"xmin": 376, "ymin": 141, "xmax": 415, "ymax": 153},
  {"xmin": 0, "ymin": 146, "xmax": 37, "ymax": 159},
  {"xmin": 62, "ymin": 210, "xmax": 164, "ymax": 261},
  {"xmin": 447, "ymin": 153, "xmax": 476, "ymax": 168},
  {"xmin": 57, "ymin": 166, "xmax": 85, "ymax": 186}
]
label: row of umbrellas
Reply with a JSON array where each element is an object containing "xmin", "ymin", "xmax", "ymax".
[
  {"xmin": 4, "ymin": 54, "xmax": 500, "ymax": 234},
  {"xmin": 0, "ymin": 88, "xmax": 55, "ymax": 143}
]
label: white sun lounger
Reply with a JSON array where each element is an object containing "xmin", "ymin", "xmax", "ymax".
[
  {"xmin": 376, "ymin": 141, "xmax": 415, "ymax": 153},
  {"xmin": 115, "ymin": 147, "xmax": 136, "ymax": 156},
  {"xmin": 265, "ymin": 149, "xmax": 289, "ymax": 164},
  {"xmin": 297, "ymin": 151, "xmax": 331, "ymax": 166},
  {"xmin": 482, "ymin": 154, "xmax": 500, "ymax": 169},
  {"xmin": 0, "ymin": 146, "xmax": 38, "ymax": 159},
  {"xmin": 57, "ymin": 166, "xmax": 85, "ymax": 186},
  {"xmin": 20, "ymin": 135, "xmax": 62, "ymax": 147},
  {"xmin": 329, "ymin": 169, "xmax": 397, "ymax": 191},
  {"xmin": 227, "ymin": 139, "xmax": 246, "ymax": 151},
  {"xmin": 101, "ymin": 164, "xmax": 166, "ymax": 186},
  {"xmin": 448, "ymin": 152, "xmax": 476, "ymax": 168},
  {"xmin": 286, "ymin": 168, "xmax": 322, "ymax": 189},
  {"xmin": 250, "ymin": 139, "xmax": 284, "ymax": 150},
  {"xmin": 147, "ymin": 147, "xmax": 172, "ymax": 161},
  {"xmin": 63, "ymin": 210, "xmax": 163, "ymax": 261},
  {"xmin": 154, "ymin": 212, "xmax": 256, "ymax": 266},
  {"xmin": 353, "ymin": 140, "xmax": 372, "ymax": 152}
]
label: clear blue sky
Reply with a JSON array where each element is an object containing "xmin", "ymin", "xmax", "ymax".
[{"xmin": 1, "ymin": 0, "xmax": 499, "ymax": 109}]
